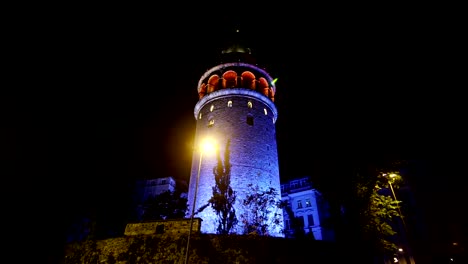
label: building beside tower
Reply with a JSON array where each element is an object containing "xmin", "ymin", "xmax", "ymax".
[
  {"xmin": 186, "ymin": 39, "xmax": 284, "ymax": 236},
  {"xmin": 281, "ymin": 176, "xmax": 335, "ymax": 241},
  {"xmin": 132, "ymin": 176, "xmax": 178, "ymax": 221}
]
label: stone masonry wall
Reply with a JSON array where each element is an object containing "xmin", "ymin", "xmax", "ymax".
[
  {"xmin": 62, "ymin": 234, "xmax": 342, "ymax": 264},
  {"xmin": 124, "ymin": 218, "xmax": 201, "ymax": 236},
  {"xmin": 189, "ymin": 90, "xmax": 283, "ymax": 236}
]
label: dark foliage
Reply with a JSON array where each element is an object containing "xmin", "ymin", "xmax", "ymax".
[
  {"xmin": 199, "ymin": 139, "xmax": 238, "ymax": 234},
  {"xmin": 240, "ymin": 184, "xmax": 283, "ymax": 236},
  {"xmin": 142, "ymin": 190, "xmax": 188, "ymax": 221},
  {"xmin": 280, "ymin": 200, "xmax": 306, "ymax": 239}
]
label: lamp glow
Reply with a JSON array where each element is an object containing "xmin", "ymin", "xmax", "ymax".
[
  {"xmin": 184, "ymin": 137, "xmax": 216, "ymax": 264},
  {"xmin": 200, "ymin": 138, "xmax": 216, "ymax": 153}
]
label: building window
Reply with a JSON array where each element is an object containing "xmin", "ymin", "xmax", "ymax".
[
  {"xmin": 246, "ymin": 116, "xmax": 253, "ymax": 126},
  {"xmin": 228, "ymin": 101, "xmax": 232, "ymax": 107},
  {"xmin": 307, "ymin": 214, "xmax": 315, "ymax": 226},
  {"xmin": 208, "ymin": 119, "xmax": 214, "ymax": 127},
  {"xmin": 210, "ymin": 105, "xmax": 214, "ymax": 112},
  {"xmin": 199, "ymin": 113, "xmax": 202, "ymax": 119},
  {"xmin": 295, "ymin": 216, "xmax": 305, "ymax": 229},
  {"xmin": 305, "ymin": 199, "xmax": 311, "ymax": 207},
  {"xmin": 297, "ymin": 200, "xmax": 303, "ymax": 209},
  {"xmin": 291, "ymin": 180, "xmax": 299, "ymax": 189},
  {"xmin": 161, "ymin": 179, "xmax": 166, "ymax": 185},
  {"xmin": 247, "ymin": 101, "xmax": 252, "ymax": 108},
  {"xmin": 264, "ymin": 108, "xmax": 268, "ymax": 115}
]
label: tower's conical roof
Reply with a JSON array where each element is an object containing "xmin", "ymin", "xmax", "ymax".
[{"xmin": 219, "ymin": 29, "xmax": 256, "ymax": 64}]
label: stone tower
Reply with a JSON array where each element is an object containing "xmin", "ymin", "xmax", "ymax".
[{"xmin": 187, "ymin": 34, "xmax": 284, "ymax": 237}]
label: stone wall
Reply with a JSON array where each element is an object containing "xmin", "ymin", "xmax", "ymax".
[
  {"xmin": 189, "ymin": 90, "xmax": 283, "ymax": 236},
  {"xmin": 62, "ymin": 233, "xmax": 343, "ymax": 264},
  {"xmin": 124, "ymin": 218, "xmax": 201, "ymax": 236}
]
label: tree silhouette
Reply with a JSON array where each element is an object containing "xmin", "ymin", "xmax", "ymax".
[
  {"xmin": 142, "ymin": 190, "xmax": 188, "ymax": 221},
  {"xmin": 356, "ymin": 171, "xmax": 402, "ymax": 254},
  {"xmin": 334, "ymin": 160, "xmax": 405, "ymax": 260},
  {"xmin": 310, "ymin": 159, "xmax": 406, "ymax": 261},
  {"xmin": 198, "ymin": 139, "xmax": 238, "ymax": 234},
  {"xmin": 280, "ymin": 200, "xmax": 306, "ymax": 239},
  {"xmin": 240, "ymin": 183, "xmax": 283, "ymax": 236}
]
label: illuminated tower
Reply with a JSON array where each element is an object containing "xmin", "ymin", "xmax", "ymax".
[{"xmin": 187, "ymin": 35, "xmax": 284, "ymax": 237}]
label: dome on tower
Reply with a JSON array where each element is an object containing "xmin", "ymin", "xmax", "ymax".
[
  {"xmin": 219, "ymin": 29, "xmax": 256, "ymax": 64},
  {"xmin": 221, "ymin": 42, "xmax": 251, "ymax": 55}
]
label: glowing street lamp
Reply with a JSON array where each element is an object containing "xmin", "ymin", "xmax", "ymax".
[
  {"xmin": 385, "ymin": 173, "xmax": 403, "ymax": 219},
  {"xmin": 383, "ymin": 173, "xmax": 415, "ymax": 264},
  {"xmin": 184, "ymin": 137, "xmax": 216, "ymax": 264}
]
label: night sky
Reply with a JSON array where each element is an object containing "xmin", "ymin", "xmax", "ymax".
[{"xmin": 5, "ymin": 4, "xmax": 466, "ymax": 262}]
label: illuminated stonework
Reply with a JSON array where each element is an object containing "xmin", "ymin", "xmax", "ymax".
[{"xmin": 187, "ymin": 55, "xmax": 284, "ymax": 237}]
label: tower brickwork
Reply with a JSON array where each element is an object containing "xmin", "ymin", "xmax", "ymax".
[{"xmin": 187, "ymin": 42, "xmax": 284, "ymax": 237}]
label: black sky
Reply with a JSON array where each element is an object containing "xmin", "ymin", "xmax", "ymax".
[{"xmin": 5, "ymin": 4, "xmax": 466, "ymax": 262}]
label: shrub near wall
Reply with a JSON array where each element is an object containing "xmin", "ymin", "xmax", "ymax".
[
  {"xmin": 62, "ymin": 234, "xmax": 341, "ymax": 264},
  {"xmin": 124, "ymin": 219, "xmax": 201, "ymax": 236}
]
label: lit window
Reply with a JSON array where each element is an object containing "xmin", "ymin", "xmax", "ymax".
[
  {"xmin": 264, "ymin": 108, "xmax": 267, "ymax": 115},
  {"xmin": 228, "ymin": 101, "xmax": 232, "ymax": 107},
  {"xmin": 210, "ymin": 105, "xmax": 214, "ymax": 112},
  {"xmin": 297, "ymin": 200, "xmax": 303, "ymax": 209},
  {"xmin": 305, "ymin": 199, "xmax": 311, "ymax": 207},
  {"xmin": 199, "ymin": 113, "xmax": 202, "ymax": 119},
  {"xmin": 247, "ymin": 101, "xmax": 252, "ymax": 108},
  {"xmin": 208, "ymin": 119, "xmax": 214, "ymax": 127}
]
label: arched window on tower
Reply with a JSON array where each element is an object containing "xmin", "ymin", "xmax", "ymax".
[
  {"xmin": 264, "ymin": 108, "xmax": 268, "ymax": 115},
  {"xmin": 247, "ymin": 101, "xmax": 252, "ymax": 108},
  {"xmin": 228, "ymin": 101, "xmax": 232, "ymax": 107},
  {"xmin": 199, "ymin": 113, "xmax": 202, "ymax": 119},
  {"xmin": 246, "ymin": 115, "xmax": 253, "ymax": 126},
  {"xmin": 210, "ymin": 105, "xmax": 214, "ymax": 112},
  {"xmin": 208, "ymin": 118, "xmax": 214, "ymax": 127}
]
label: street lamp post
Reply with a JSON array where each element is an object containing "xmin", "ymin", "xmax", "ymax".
[
  {"xmin": 184, "ymin": 138, "xmax": 216, "ymax": 264},
  {"xmin": 387, "ymin": 174, "xmax": 404, "ymax": 222},
  {"xmin": 384, "ymin": 173, "xmax": 415, "ymax": 264}
]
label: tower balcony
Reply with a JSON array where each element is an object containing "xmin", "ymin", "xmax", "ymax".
[{"xmin": 197, "ymin": 62, "xmax": 276, "ymax": 103}]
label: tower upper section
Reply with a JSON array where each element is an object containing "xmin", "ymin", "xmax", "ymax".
[
  {"xmin": 196, "ymin": 31, "xmax": 276, "ymax": 110},
  {"xmin": 197, "ymin": 63, "xmax": 276, "ymax": 103}
]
